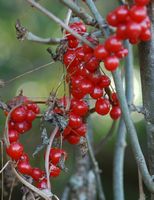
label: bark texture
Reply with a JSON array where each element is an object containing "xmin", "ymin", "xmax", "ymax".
[{"xmin": 139, "ymin": 1, "xmax": 154, "ymax": 199}]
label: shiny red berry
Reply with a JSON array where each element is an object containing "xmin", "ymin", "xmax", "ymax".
[
  {"xmin": 31, "ymin": 168, "xmax": 44, "ymax": 181},
  {"xmin": 129, "ymin": 5, "xmax": 147, "ymax": 22},
  {"xmin": 36, "ymin": 178, "xmax": 48, "ymax": 189},
  {"xmin": 110, "ymin": 106, "xmax": 121, "ymax": 120},
  {"xmin": 15, "ymin": 121, "xmax": 32, "ymax": 134},
  {"xmin": 115, "ymin": 5, "xmax": 129, "ymax": 23},
  {"xmin": 71, "ymin": 99, "xmax": 89, "ymax": 116},
  {"xmin": 11, "ymin": 107, "xmax": 26, "ymax": 123},
  {"xmin": 50, "ymin": 164, "xmax": 61, "ymax": 177},
  {"xmin": 8, "ymin": 129, "xmax": 19, "ymax": 143},
  {"xmin": 26, "ymin": 110, "xmax": 36, "ymax": 122},
  {"xmin": 95, "ymin": 98, "xmax": 110, "ymax": 115},
  {"xmin": 134, "ymin": 0, "xmax": 150, "ymax": 6},
  {"xmin": 106, "ymin": 12, "xmax": 118, "ymax": 27},
  {"xmin": 6, "ymin": 142, "xmax": 24, "ymax": 160},
  {"xmin": 17, "ymin": 161, "xmax": 32, "ymax": 175},
  {"xmin": 49, "ymin": 148, "xmax": 67, "ymax": 165},
  {"xmin": 94, "ymin": 44, "xmax": 109, "ymax": 60},
  {"xmin": 99, "ymin": 75, "xmax": 111, "ymax": 88},
  {"xmin": 104, "ymin": 56, "xmax": 119, "ymax": 71},
  {"xmin": 105, "ymin": 35, "xmax": 123, "ymax": 53},
  {"xmin": 90, "ymin": 86, "xmax": 103, "ymax": 99},
  {"xmin": 67, "ymin": 134, "xmax": 80, "ymax": 144},
  {"xmin": 68, "ymin": 113, "xmax": 82, "ymax": 128}
]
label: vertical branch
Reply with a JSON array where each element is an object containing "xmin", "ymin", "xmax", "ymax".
[
  {"xmin": 113, "ymin": 41, "xmax": 134, "ymax": 200},
  {"xmin": 138, "ymin": 1, "xmax": 154, "ymax": 199},
  {"xmin": 86, "ymin": 122, "xmax": 106, "ymax": 200}
]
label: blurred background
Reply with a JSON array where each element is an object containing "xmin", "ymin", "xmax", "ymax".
[{"xmin": 0, "ymin": 0, "xmax": 149, "ymax": 199}]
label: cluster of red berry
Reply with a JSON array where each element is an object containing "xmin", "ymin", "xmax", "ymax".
[
  {"xmin": 107, "ymin": 0, "xmax": 151, "ymax": 44},
  {"xmin": 61, "ymin": 22, "xmax": 122, "ymax": 145},
  {"xmin": 6, "ymin": 98, "xmax": 67, "ymax": 189}
]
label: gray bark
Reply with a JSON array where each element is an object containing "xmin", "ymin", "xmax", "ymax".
[{"xmin": 139, "ymin": 1, "xmax": 154, "ymax": 199}]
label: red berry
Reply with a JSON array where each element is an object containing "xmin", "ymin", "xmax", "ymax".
[
  {"xmin": 9, "ymin": 121, "xmax": 15, "ymax": 129},
  {"xmin": 104, "ymin": 56, "xmax": 119, "ymax": 71},
  {"xmin": 88, "ymin": 71, "xmax": 101, "ymax": 85},
  {"xmin": 99, "ymin": 75, "xmax": 111, "ymax": 88},
  {"xmin": 111, "ymin": 92, "xmax": 119, "ymax": 106},
  {"xmin": 116, "ymin": 24, "xmax": 128, "ymax": 40},
  {"xmin": 31, "ymin": 168, "xmax": 44, "ymax": 181},
  {"xmin": 90, "ymin": 86, "xmax": 103, "ymax": 99},
  {"xmin": 71, "ymin": 75, "xmax": 83, "ymax": 89},
  {"xmin": 115, "ymin": 5, "xmax": 129, "ymax": 23},
  {"xmin": 49, "ymin": 164, "xmax": 61, "ymax": 177},
  {"xmin": 68, "ymin": 39, "xmax": 79, "ymax": 49},
  {"xmin": 66, "ymin": 21, "xmax": 86, "ymax": 40},
  {"xmin": 11, "ymin": 107, "xmax": 26, "ymax": 123},
  {"xmin": 140, "ymin": 29, "xmax": 151, "ymax": 41},
  {"xmin": 68, "ymin": 113, "xmax": 82, "ymax": 128},
  {"xmin": 78, "ymin": 79, "xmax": 94, "ymax": 94},
  {"xmin": 75, "ymin": 123, "xmax": 87, "ymax": 137},
  {"xmin": 129, "ymin": 6, "xmax": 147, "ymax": 22},
  {"xmin": 15, "ymin": 121, "xmax": 32, "ymax": 134},
  {"xmin": 49, "ymin": 148, "xmax": 67, "ymax": 165},
  {"xmin": 17, "ymin": 161, "xmax": 32, "ymax": 175},
  {"xmin": 67, "ymin": 134, "xmax": 80, "ymax": 144},
  {"xmin": 85, "ymin": 56, "xmax": 100, "ymax": 72},
  {"xmin": 26, "ymin": 103, "xmax": 40, "ymax": 114},
  {"xmin": 105, "ymin": 35, "xmax": 123, "ymax": 53},
  {"xmin": 6, "ymin": 142, "xmax": 24, "ymax": 160},
  {"xmin": 134, "ymin": 0, "xmax": 150, "ymax": 6},
  {"xmin": 71, "ymin": 99, "xmax": 89, "ymax": 116},
  {"xmin": 94, "ymin": 44, "xmax": 109, "ymax": 60},
  {"xmin": 95, "ymin": 98, "xmax": 110, "ymax": 115},
  {"xmin": 36, "ymin": 178, "xmax": 48, "ymax": 189},
  {"xmin": 116, "ymin": 48, "xmax": 128, "ymax": 59},
  {"xmin": 126, "ymin": 21, "xmax": 141, "ymax": 39},
  {"xmin": 8, "ymin": 129, "xmax": 19, "ymax": 143},
  {"xmin": 76, "ymin": 47, "xmax": 85, "ymax": 61},
  {"xmin": 71, "ymin": 89, "xmax": 85, "ymax": 99},
  {"xmin": 106, "ymin": 12, "xmax": 118, "ymax": 27},
  {"xmin": 110, "ymin": 106, "xmax": 121, "ymax": 120},
  {"xmin": 20, "ymin": 153, "xmax": 29, "ymax": 162},
  {"xmin": 63, "ymin": 126, "xmax": 72, "ymax": 137},
  {"xmin": 26, "ymin": 110, "xmax": 36, "ymax": 122}
]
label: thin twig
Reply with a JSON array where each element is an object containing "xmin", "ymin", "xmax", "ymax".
[
  {"xmin": 25, "ymin": 0, "xmax": 94, "ymax": 47},
  {"xmin": 45, "ymin": 126, "xmax": 59, "ymax": 190},
  {"xmin": 16, "ymin": 20, "xmax": 62, "ymax": 45},
  {"xmin": 5, "ymin": 61, "xmax": 55, "ymax": 85},
  {"xmin": 59, "ymin": 0, "xmax": 96, "ymax": 26},
  {"xmin": 0, "ymin": 160, "xmax": 11, "ymax": 173}
]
